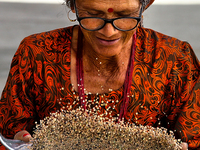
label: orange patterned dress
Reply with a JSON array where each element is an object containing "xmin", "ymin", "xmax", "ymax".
[{"xmin": 0, "ymin": 26, "xmax": 199, "ymax": 149}]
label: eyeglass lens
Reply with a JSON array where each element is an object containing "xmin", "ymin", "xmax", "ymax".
[{"xmin": 80, "ymin": 18, "xmax": 138, "ymax": 31}]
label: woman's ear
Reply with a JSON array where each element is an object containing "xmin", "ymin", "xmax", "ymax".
[{"xmin": 71, "ymin": 7, "xmax": 75, "ymax": 13}]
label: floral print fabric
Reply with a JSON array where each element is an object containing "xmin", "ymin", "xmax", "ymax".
[{"xmin": 0, "ymin": 26, "xmax": 199, "ymax": 149}]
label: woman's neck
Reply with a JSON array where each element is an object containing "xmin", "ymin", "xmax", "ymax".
[{"xmin": 82, "ymin": 39, "xmax": 132, "ymax": 94}]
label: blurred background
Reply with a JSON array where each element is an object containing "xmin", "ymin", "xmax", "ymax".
[{"xmin": 0, "ymin": 0, "xmax": 200, "ymax": 94}]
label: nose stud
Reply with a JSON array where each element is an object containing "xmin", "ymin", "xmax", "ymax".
[{"xmin": 108, "ymin": 8, "xmax": 114, "ymax": 13}]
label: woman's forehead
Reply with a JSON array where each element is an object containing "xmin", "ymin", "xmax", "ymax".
[
  {"xmin": 76, "ymin": 0, "xmax": 139, "ymax": 3},
  {"xmin": 76, "ymin": 0, "xmax": 140, "ymax": 10}
]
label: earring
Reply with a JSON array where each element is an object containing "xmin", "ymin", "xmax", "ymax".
[{"xmin": 67, "ymin": 10, "xmax": 76, "ymax": 22}]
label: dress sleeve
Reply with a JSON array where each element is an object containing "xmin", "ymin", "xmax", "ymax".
[
  {"xmin": 175, "ymin": 77, "xmax": 200, "ymax": 149},
  {"xmin": 0, "ymin": 37, "xmax": 37, "ymax": 148},
  {"xmin": 168, "ymin": 42, "xmax": 200, "ymax": 149}
]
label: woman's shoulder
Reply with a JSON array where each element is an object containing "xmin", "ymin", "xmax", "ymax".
[
  {"xmin": 16, "ymin": 26, "xmax": 75, "ymax": 57},
  {"xmin": 137, "ymin": 26, "xmax": 183, "ymax": 45},
  {"xmin": 137, "ymin": 27, "xmax": 199, "ymax": 63},
  {"xmin": 21, "ymin": 26, "xmax": 73, "ymax": 48}
]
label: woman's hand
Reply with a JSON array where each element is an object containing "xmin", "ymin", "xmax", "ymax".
[
  {"xmin": 181, "ymin": 142, "xmax": 188, "ymax": 150},
  {"xmin": 14, "ymin": 130, "xmax": 32, "ymax": 142}
]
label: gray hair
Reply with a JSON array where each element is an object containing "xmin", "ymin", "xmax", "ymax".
[
  {"xmin": 66, "ymin": 0, "xmax": 151, "ymax": 10},
  {"xmin": 140, "ymin": 0, "xmax": 150, "ymax": 7},
  {"xmin": 141, "ymin": 0, "xmax": 151, "ymax": 9}
]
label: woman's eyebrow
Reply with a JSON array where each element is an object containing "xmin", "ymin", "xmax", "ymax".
[
  {"xmin": 115, "ymin": 9, "xmax": 140, "ymax": 15},
  {"xmin": 79, "ymin": 6, "xmax": 105, "ymax": 13},
  {"xmin": 88, "ymin": 9, "xmax": 105, "ymax": 13}
]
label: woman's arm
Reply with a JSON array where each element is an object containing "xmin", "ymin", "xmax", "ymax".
[
  {"xmin": 175, "ymin": 77, "xmax": 200, "ymax": 149},
  {"xmin": 0, "ymin": 38, "xmax": 38, "ymax": 148},
  {"xmin": 169, "ymin": 42, "xmax": 200, "ymax": 149}
]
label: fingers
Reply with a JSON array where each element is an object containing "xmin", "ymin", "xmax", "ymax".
[
  {"xmin": 181, "ymin": 142, "xmax": 188, "ymax": 150},
  {"xmin": 14, "ymin": 130, "xmax": 32, "ymax": 142}
]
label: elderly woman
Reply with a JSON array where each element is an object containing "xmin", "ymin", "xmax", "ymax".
[{"xmin": 0, "ymin": 0, "xmax": 199, "ymax": 149}]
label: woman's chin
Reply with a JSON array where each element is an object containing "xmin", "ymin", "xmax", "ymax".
[
  {"xmin": 93, "ymin": 39, "xmax": 123, "ymax": 56},
  {"xmin": 94, "ymin": 47, "xmax": 122, "ymax": 57}
]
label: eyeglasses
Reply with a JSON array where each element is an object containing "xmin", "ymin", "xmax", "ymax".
[{"xmin": 73, "ymin": 0, "xmax": 143, "ymax": 31}]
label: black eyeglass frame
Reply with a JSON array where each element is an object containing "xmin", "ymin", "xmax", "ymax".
[{"xmin": 73, "ymin": 0, "xmax": 144, "ymax": 31}]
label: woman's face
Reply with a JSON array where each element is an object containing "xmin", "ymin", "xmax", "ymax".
[{"xmin": 74, "ymin": 0, "xmax": 141, "ymax": 57}]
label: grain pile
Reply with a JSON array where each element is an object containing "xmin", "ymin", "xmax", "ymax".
[{"xmin": 28, "ymin": 108, "xmax": 182, "ymax": 150}]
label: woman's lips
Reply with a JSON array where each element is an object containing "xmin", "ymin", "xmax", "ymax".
[{"xmin": 97, "ymin": 37, "xmax": 120, "ymax": 46}]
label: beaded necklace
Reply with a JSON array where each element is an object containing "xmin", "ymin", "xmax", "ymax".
[{"xmin": 76, "ymin": 27, "xmax": 136, "ymax": 120}]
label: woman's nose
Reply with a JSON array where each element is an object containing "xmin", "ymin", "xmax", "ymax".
[{"xmin": 98, "ymin": 23, "xmax": 118, "ymax": 37}]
